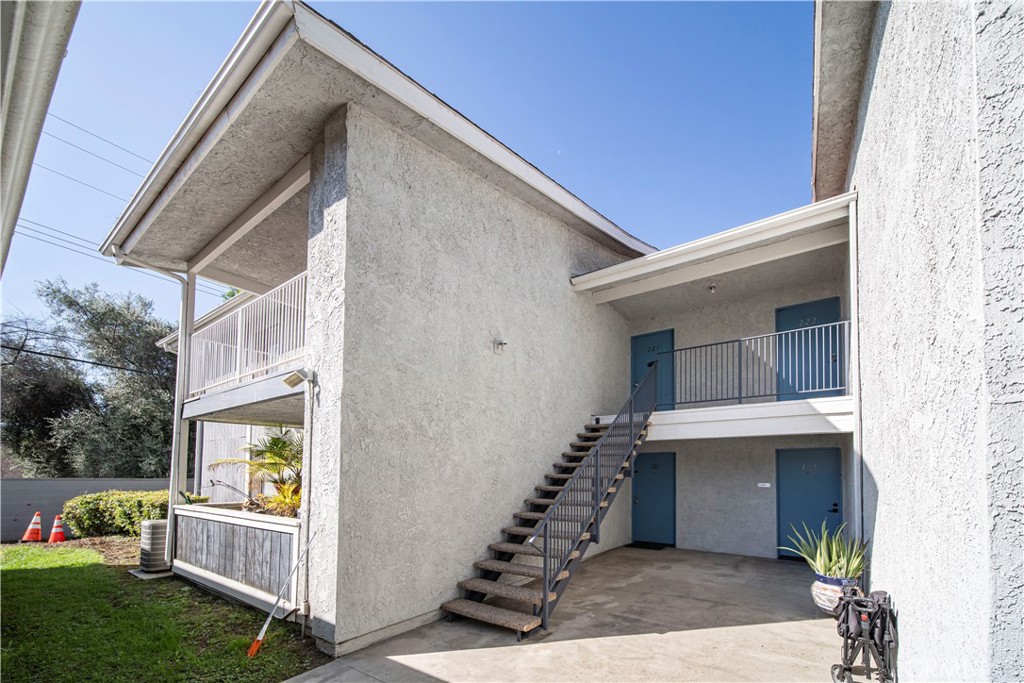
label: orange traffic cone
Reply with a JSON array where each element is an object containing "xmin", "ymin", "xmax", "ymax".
[
  {"xmin": 21, "ymin": 511, "xmax": 43, "ymax": 542},
  {"xmin": 48, "ymin": 515, "xmax": 67, "ymax": 543}
]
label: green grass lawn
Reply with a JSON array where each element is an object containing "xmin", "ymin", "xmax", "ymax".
[{"xmin": 0, "ymin": 540, "xmax": 330, "ymax": 683}]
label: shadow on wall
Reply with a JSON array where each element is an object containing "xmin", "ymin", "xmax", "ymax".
[{"xmin": 847, "ymin": 2, "xmax": 892, "ymax": 180}]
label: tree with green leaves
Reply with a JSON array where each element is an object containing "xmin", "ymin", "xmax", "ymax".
[{"xmin": 1, "ymin": 279, "xmax": 179, "ymax": 477}]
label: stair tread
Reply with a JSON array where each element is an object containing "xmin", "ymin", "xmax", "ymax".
[
  {"xmin": 585, "ymin": 424, "xmax": 611, "ymax": 431},
  {"xmin": 475, "ymin": 558, "xmax": 569, "ymax": 581},
  {"xmin": 525, "ymin": 498, "xmax": 608, "ymax": 508},
  {"xmin": 546, "ymin": 472, "xmax": 623, "ymax": 480},
  {"xmin": 569, "ymin": 442, "xmax": 596, "ymax": 449},
  {"xmin": 576, "ymin": 433, "xmax": 603, "ymax": 440},
  {"xmin": 562, "ymin": 451, "xmax": 590, "ymax": 458},
  {"xmin": 442, "ymin": 599, "xmax": 541, "ymax": 632},
  {"xmin": 503, "ymin": 526, "xmax": 591, "ymax": 541},
  {"xmin": 489, "ymin": 541, "xmax": 543, "ymax": 557},
  {"xmin": 459, "ymin": 577, "xmax": 554, "ymax": 605},
  {"xmin": 553, "ymin": 461, "xmax": 583, "ymax": 468}
]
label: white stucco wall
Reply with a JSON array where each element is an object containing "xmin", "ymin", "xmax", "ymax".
[
  {"xmin": 305, "ymin": 104, "xmax": 634, "ymax": 653},
  {"xmin": 849, "ymin": 2, "xmax": 1023, "ymax": 678},
  {"xmin": 642, "ymin": 435, "xmax": 849, "ymax": 558}
]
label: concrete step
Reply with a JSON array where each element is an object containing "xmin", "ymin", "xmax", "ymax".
[
  {"xmin": 489, "ymin": 541, "xmax": 542, "ymax": 557},
  {"xmin": 503, "ymin": 526, "xmax": 590, "ymax": 541},
  {"xmin": 475, "ymin": 558, "xmax": 569, "ymax": 581},
  {"xmin": 442, "ymin": 599, "xmax": 541, "ymax": 633},
  {"xmin": 525, "ymin": 498, "xmax": 607, "ymax": 508},
  {"xmin": 459, "ymin": 577, "xmax": 554, "ymax": 605},
  {"xmin": 536, "ymin": 484, "xmax": 616, "ymax": 494}
]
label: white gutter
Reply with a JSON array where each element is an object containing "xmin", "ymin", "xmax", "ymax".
[
  {"xmin": 571, "ymin": 192, "xmax": 857, "ymax": 293},
  {"xmin": 1, "ymin": 1, "xmax": 80, "ymax": 274},
  {"xmin": 100, "ymin": 0, "xmax": 296, "ymax": 256}
]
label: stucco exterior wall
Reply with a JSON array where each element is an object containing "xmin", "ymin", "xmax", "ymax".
[
  {"xmin": 310, "ymin": 104, "xmax": 633, "ymax": 652},
  {"xmin": 642, "ymin": 435, "xmax": 849, "ymax": 558},
  {"xmin": 849, "ymin": 2, "xmax": 1023, "ymax": 678}
]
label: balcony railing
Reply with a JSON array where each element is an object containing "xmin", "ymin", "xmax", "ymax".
[
  {"xmin": 188, "ymin": 272, "xmax": 307, "ymax": 398},
  {"xmin": 656, "ymin": 320, "xmax": 850, "ymax": 408}
]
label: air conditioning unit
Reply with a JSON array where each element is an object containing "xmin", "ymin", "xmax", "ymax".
[{"xmin": 139, "ymin": 519, "xmax": 170, "ymax": 572}]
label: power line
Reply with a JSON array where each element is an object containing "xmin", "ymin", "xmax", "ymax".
[
  {"xmin": 33, "ymin": 163, "xmax": 129, "ymax": 201},
  {"xmin": 16, "ymin": 217, "xmax": 228, "ymax": 296},
  {"xmin": 46, "ymin": 113, "xmax": 154, "ymax": 164},
  {"xmin": 13, "ymin": 231, "xmax": 225, "ymax": 298},
  {"xmin": 1, "ymin": 344, "xmax": 161, "ymax": 376},
  {"xmin": 1, "ymin": 326, "xmax": 87, "ymax": 344},
  {"xmin": 17, "ymin": 222, "xmax": 95, "ymax": 249},
  {"xmin": 41, "ymin": 131, "xmax": 146, "ymax": 177}
]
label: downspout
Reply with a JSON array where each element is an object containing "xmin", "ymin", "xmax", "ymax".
[
  {"xmin": 847, "ymin": 194, "xmax": 865, "ymax": 542},
  {"xmin": 112, "ymin": 246, "xmax": 194, "ymax": 567},
  {"xmin": 300, "ymin": 371, "xmax": 316, "ymax": 634}
]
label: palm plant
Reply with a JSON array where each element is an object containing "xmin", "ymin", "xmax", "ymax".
[
  {"xmin": 211, "ymin": 426, "xmax": 303, "ymax": 516},
  {"xmin": 780, "ymin": 520, "xmax": 868, "ymax": 579}
]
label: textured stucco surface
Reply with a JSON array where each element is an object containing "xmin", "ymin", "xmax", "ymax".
[
  {"xmin": 972, "ymin": 3, "xmax": 1024, "ymax": 677},
  {"xmin": 850, "ymin": 2, "xmax": 1023, "ymax": 678},
  {"xmin": 643, "ymin": 435, "xmax": 849, "ymax": 558},
  {"xmin": 304, "ymin": 108, "xmax": 350, "ymax": 646},
  {"xmin": 308, "ymin": 105, "xmax": 633, "ymax": 652}
]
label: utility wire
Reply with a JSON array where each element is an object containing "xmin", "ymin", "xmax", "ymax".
[
  {"xmin": 46, "ymin": 113, "xmax": 154, "ymax": 164},
  {"xmin": 16, "ymin": 217, "xmax": 229, "ymax": 296},
  {"xmin": 17, "ymin": 222, "xmax": 95, "ymax": 249},
  {"xmin": 32, "ymin": 163, "xmax": 129, "ymax": 201},
  {"xmin": 0, "ymin": 344, "xmax": 161, "ymax": 376},
  {"xmin": 41, "ymin": 131, "xmax": 146, "ymax": 177},
  {"xmin": 13, "ymin": 231, "xmax": 225, "ymax": 298},
  {"xmin": 0, "ymin": 326, "xmax": 87, "ymax": 344}
]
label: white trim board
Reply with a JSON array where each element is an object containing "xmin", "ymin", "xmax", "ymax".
[{"xmin": 597, "ymin": 396, "xmax": 855, "ymax": 441}]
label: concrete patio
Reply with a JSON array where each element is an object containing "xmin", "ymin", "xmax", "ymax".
[{"xmin": 288, "ymin": 547, "xmax": 839, "ymax": 682}]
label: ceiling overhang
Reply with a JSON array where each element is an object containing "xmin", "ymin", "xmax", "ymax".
[
  {"xmin": 811, "ymin": 0, "xmax": 878, "ymax": 201},
  {"xmin": 571, "ymin": 192, "xmax": 855, "ymax": 304}
]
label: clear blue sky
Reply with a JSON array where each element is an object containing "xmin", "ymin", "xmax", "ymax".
[{"xmin": 3, "ymin": 1, "xmax": 814, "ymax": 324}]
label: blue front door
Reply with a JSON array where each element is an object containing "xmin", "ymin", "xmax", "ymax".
[
  {"xmin": 631, "ymin": 329, "xmax": 674, "ymax": 410},
  {"xmin": 632, "ymin": 452, "xmax": 676, "ymax": 545},
  {"xmin": 775, "ymin": 297, "xmax": 843, "ymax": 401},
  {"xmin": 776, "ymin": 448, "xmax": 843, "ymax": 558}
]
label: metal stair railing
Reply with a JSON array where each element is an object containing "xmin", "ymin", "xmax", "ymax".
[{"xmin": 526, "ymin": 362, "xmax": 658, "ymax": 629}]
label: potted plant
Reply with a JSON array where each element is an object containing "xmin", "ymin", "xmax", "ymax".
[
  {"xmin": 780, "ymin": 521, "xmax": 868, "ymax": 612},
  {"xmin": 211, "ymin": 426, "xmax": 303, "ymax": 517}
]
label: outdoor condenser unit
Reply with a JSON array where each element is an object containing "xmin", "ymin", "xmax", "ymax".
[{"xmin": 139, "ymin": 519, "xmax": 170, "ymax": 572}]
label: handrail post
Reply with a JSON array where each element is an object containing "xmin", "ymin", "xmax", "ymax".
[
  {"xmin": 736, "ymin": 340, "xmax": 743, "ymax": 404},
  {"xmin": 628, "ymin": 396, "xmax": 635, "ymax": 478},
  {"xmin": 541, "ymin": 531, "xmax": 550, "ymax": 629},
  {"xmin": 593, "ymin": 445, "xmax": 601, "ymax": 545}
]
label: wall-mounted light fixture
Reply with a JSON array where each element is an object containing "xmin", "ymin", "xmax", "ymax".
[
  {"xmin": 282, "ymin": 368, "xmax": 311, "ymax": 388},
  {"xmin": 707, "ymin": 282, "xmax": 718, "ymax": 294},
  {"xmin": 492, "ymin": 338, "xmax": 508, "ymax": 354}
]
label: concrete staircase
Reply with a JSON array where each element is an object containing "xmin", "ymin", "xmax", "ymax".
[{"xmin": 441, "ymin": 420, "xmax": 650, "ymax": 637}]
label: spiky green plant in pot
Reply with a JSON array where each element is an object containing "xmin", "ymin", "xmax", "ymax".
[{"xmin": 780, "ymin": 521, "xmax": 868, "ymax": 611}]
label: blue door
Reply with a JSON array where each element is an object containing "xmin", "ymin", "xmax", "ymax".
[
  {"xmin": 632, "ymin": 452, "xmax": 676, "ymax": 545},
  {"xmin": 777, "ymin": 448, "xmax": 842, "ymax": 558},
  {"xmin": 775, "ymin": 297, "xmax": 843, "ymax": 401},
  {"xmin": 631, "ymin": 329, "xmax": 674, "ymax": 410}
]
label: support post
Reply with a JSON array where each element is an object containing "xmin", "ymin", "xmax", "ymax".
[
  {"xmin": 192, "ymin": 421, "xmax": 204, "ymax": 495},
  {"xmin": 541, "ymin": 532, "xmax": 550, "ymax": 629},
  {"xmin": 165, "ymin": 272, "xmax": 196, "ymax": 565},
  {"xmin": 736, "ymin": 340, "xmax": 743, "ymax": 403},
  {"xmin": 593, "ymin": 446, "xmax": 601, "ymax": 545}
]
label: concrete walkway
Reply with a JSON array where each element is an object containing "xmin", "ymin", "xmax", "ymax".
[{"xmin": 287, "ymin": 547, "xmax": 839, "ymax": 682}]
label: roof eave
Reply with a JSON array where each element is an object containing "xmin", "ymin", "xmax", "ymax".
[
  {"xmin": 100, "ymin": 0, "xmax": 296, "ymax": 258},
  {"xmin": 103, "ymin": 0, "xmax": 653, "ymax": 264}
]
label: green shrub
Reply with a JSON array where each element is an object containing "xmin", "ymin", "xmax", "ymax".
[{"xmin": 63, "ymin": 490, "xmax": 207, "ymax": 537}]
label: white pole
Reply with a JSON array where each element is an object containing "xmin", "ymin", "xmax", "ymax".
[
  {"xmin": 165, "ymin": 272, "xmax": 196, "ymax": 565},
  {"xmin": 848, "ymin": 195, "xmax": 864, "ymax": 539}
]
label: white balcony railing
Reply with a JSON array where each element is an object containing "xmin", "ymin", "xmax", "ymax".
[{"xmin": 188, "ymin": 272, "xmax": 307, "ymax": 398}]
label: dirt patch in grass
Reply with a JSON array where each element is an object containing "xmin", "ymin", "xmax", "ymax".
[
  {"xmin": 62, "ymin": 535, "xmax": 141, "ymax": 565},
  {"xmin": 1, "ymin": 540, "xmax": 331, "ymax": 683}
]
